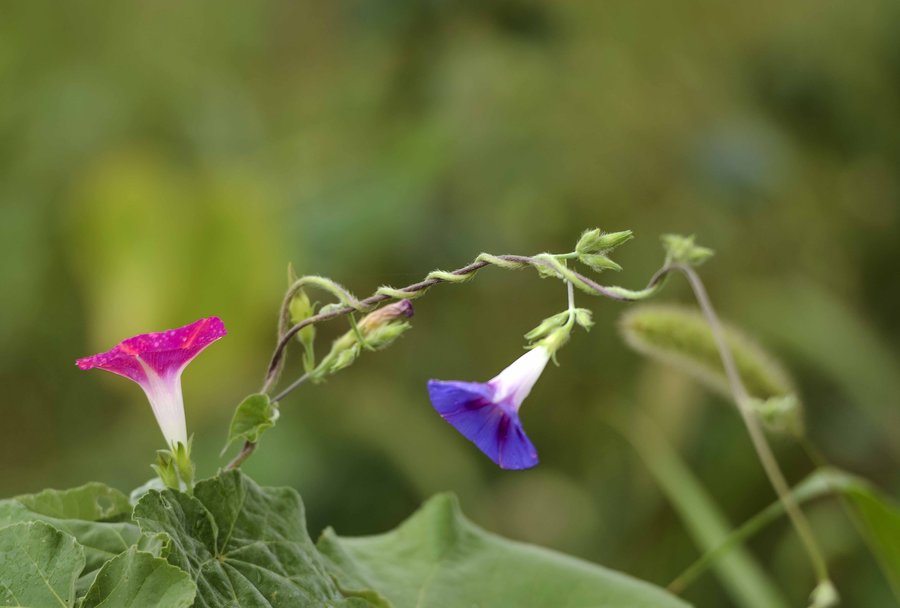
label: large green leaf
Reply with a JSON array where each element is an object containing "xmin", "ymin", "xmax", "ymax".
[
  {"xmin": 0, "ymin": 521, "xmax": 84, "ymax": 608},
  {"xmin": 80, "ymin": 547, "xmax": 196, "ymax": 608},
  {"xmin": 14, "ymin": 483, "xmax": 132, "ymax": 522},
  {"xmin": 317, "ymin": 493, "xmax": 691, "ymax": 608},
  {"xmin": 133, "ymin": 470, "xmax": 370, "ymax": 608},
  {"xmin": 0, "ymin": 483, "xmax": 144, "ymax": 595}
]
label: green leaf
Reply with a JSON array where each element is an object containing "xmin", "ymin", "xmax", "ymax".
[
  {"xmin": 841, "ymin": 474, "xmax": 900, "ymax": 599},
  {"xmin": 672, "ymin": 468, "xmax": 900, "ymax": 602},
  {"xmin": 660, "ymin": 234, "xmax": 714, "ymax": 266},
  {"xmin": 619, "ymin": 304, "xmax": 795, "ymax": 403},
  {"xmin": 14, "ymin": 483, "xmax": 132, "ymax": 522},
  {"xmin": 318, "ymin": 493, "xmax": 690, "ymax": 608},
  {"xmin": 619, "ymin": 411, "xmax": 789, "ymax": 608},
  {"xmin": 0, "ymin": 521, "xmax": 84, "ymax": 608},
  {"xmin": 133, "ymin": 470, "xmax": 368, "ymax": 607},
  {"xmin": 0, "ymin": 484, "xmax": 144, "ymax": 596},
  {"xmin": 225, "ymin": 393, "xmax": 279, "ymax": 451},
  {"xmin": 80, "ymin": 547, "xmax": 196, "ymax": 608}
]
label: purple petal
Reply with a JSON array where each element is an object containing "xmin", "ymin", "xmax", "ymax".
[
  {"xmin": 427, "ymin": 380, "xmax": 539, "ymax": 470},
  {"xmin": 76, "ymin": 317, "xmax": 227, "ymax": 383}
]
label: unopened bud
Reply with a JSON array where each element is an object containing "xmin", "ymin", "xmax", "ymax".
[
  {"xmin": 313, "ymin": 301, "xmax": 414, "ymax": 380},
  {"xmin": 751, "ymin": 394, "xmax": 804, "ymax": 437},
  {"xmin": 576, "ymin": 228, "xmax": 634, "ymax": 255},
  {"xmin": 574, "ymin": 308, "xmax": 594, "ymax": 331},
  {"xmin": 289, "ymin": 288, "xmax": 316, "ymax": 347},
  {"xmin": 364, "ymin": 321, "xmax": 412, "ymax": 350},
  {"xmin": 525, "ymin": 311, "xmax": 570, "ymax": 342},
  {"xmin": 808, "ymin": 580, "xmax": 839, "ymax": 608},
  {"xmin": 661, "ymin": 234, "xmax": 714, "ymax": 266},
  {"xmin": 578, "ymin": 253, "xmax": 623, "ymax": 273},
  {"xmin": 327, "ymin": 344, "xmax": 362, "ymax": 374},
  {"xmin": 359, "ymin": 300, "xmax": 414, "ymax": 332}
]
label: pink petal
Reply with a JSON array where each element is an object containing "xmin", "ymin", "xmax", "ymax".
[{"xmin": 76, "ymin": 317, "xmax": 227, "ymax": 382}]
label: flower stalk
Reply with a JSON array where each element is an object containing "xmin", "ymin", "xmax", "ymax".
[
  {"xmin": 76, "ymin": 316, "xmax": 226, "ymax": 491},
  {"xmin": 673, "ymin": 262, "xmax": 833, "ymax": 601},
  {"xmin": 229, "ymin": 229, "xmax": 671, "ymax": 470}
]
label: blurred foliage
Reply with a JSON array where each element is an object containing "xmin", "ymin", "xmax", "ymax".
[{"xmin": 1, "ymin": 0, "xmax": 899, "ymax": 605}]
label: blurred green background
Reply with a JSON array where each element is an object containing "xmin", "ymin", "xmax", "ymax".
[{"xmin": 2, "ymin": 1, "xmax": 899, "ymax": 605}]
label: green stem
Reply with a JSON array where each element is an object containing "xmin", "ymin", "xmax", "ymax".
[
  {"xmin": 674, "ymin": 264, "xmax": 830, "ymax": 585},
  {"xmin": 262, "ymin": 253, "xmax": 672, "ymax": 397}
]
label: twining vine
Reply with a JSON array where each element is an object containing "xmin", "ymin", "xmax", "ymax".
[{"xmin": 222, "ymin": 229, "xmax": 835, "ymax": 605}]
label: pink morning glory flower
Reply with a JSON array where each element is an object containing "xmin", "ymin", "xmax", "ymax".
[
  {"xmin": 427, "ymin": 345, "xmax": 551, "ymax": 470},
  {"xmin": 76, "ymin": 317, "xmax": 227, "ymax": 448}
]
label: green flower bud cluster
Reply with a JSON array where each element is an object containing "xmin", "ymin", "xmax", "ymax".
[
  {"xmin": 525, "ymin": 307, "xmax": 593, "ymax": 355},
  {"xmin": 575, "ymin": 229, "xmax": 633, "ymax": 273},
  {"xmin": 526, "ymin": 309, "xmax": 593, "ymax": 342},
  {"xmin": 661, "ymin": 234, "xmax": 714, "ymax": 267},
  {"xmin": 313, "ymin": 300, "xmax": 414, "ymax": 380}
]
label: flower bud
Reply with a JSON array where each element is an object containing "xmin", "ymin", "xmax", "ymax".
[
  {"xmin": 364, "ymin": 321, "xmax": 412, "ymax": 350},
  {"xmin": 750, "ymin": 394, "xmax": 804, "ymax": 437},
  {"xmin": 288, "ymin": 288, "xmax": 316, "ymax": 349},
  {"xmin": 578, "ymin": 253, "xmax": 623, "ymax": 273},
  {"xmin": 313, "ymin": 301, "xmax": 414, "ymax": 380},
  {"xmin": 524, "ymin": 311, "xmax": 570, "ymax": 342},
  {"xmin": 661, "ymin": 234, "xmax": 714, "ymax": 266},
  {"xmin": 573, "ymin": 308, "xmax": 594, "ymax": 331},
  {"xmin": 325, "ymin": 344, "xmax": 362, "ymax": 375},
  {"xmin": 358, "ymin": 299, "xmax": 414, "ymax": 332},
  {"xmin": 172, "ymin": 439, "xmax": 195, "ymax": 490},
  {"xmin": 808, "ymin": 580, "xmax": 839, "ymax": 608},
  {"xmin": 576, "ymin": 228, "xmax": 633, "ymax": 255}
]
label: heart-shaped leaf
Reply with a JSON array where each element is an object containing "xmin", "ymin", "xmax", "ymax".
[
  {"xmin": 133, "ymin": 470, "xmax": 370, "ymax": 607},
  {"xmin": 80, "ymin": 547, "xmax": 196, "ymax": 608},
  {"xmin": 318, "ymin": 493, "xmax": 690, "ymax": 608},
  {"xmin": 0, "ymin": 521, "xmax": 84, "ymax": 608}
]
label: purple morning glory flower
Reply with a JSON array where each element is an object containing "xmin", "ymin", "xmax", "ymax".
[
  {"xmin": 427, "ymin": 346, "xmax": 551, "ymax": 470},
  {"xmin": 76, "ymin": 317, "xmax": 227, "ymax": 448}
]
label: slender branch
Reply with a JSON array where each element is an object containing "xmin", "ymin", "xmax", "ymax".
[
  {"xmin": 272, "ymin": 373, "xmax": 310, "ymax": 404},
  {"xmin": 224, "ymin": 374, "xmax": 313, "ymax": 471},
  {"xmin": 225, "ymin": 440, "xmax": 256, "ymax": 470},
  {"xmin": 673, "ymin": 263, "xmax": 830, "ymax": 585},
  {"xmin": 262, "ymin": 254, "xmax": 672, "ymax": 395},
  {"xmin": 229, "ymin": 249, "xmax": 674, "ymax": 471}
]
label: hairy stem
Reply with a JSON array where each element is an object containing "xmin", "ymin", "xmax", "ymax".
[
  {"xmin": 674, "ymin": 263, "xmax": 830, "ymax": 585},
  {"xmin": 271, "ymin": 372, "xmax": 311, "ymax": 404},
  {"xmin": 226, "ymin": 249, "xmax": 673, "ymax": 470},
  {"xmin": 225, "ymin": 440, "xmax": 256, "ymax": 470},
  {"xmin": 262, "ymin": 253, "xmax": 672, "ymax": 395},
  {"xmin": 224, "ymin": 374, "xmax": 312, "ymax": 470}
]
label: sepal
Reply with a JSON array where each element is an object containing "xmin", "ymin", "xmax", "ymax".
[
  {"xmin": 578, "ymin": 253, "xmax": 623, "ymax": 273},
  {"xmin": 661, "ymin": 234, "xmax": 714, "ymax": 266},
  {"xmin": 151, "ymin": 451, "xmax": 180, "ymax": 491},
  {"xmin": 288, "ymin": 280, "xmax": 317, "ymax": 372}
]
